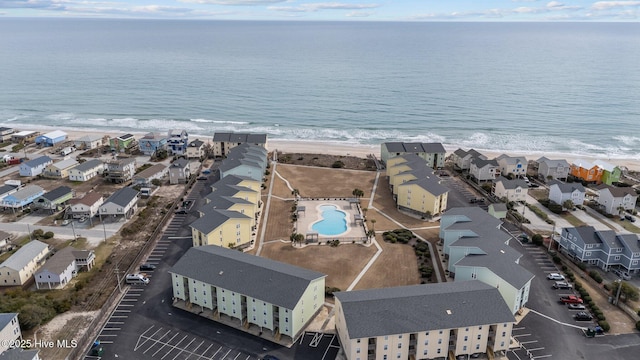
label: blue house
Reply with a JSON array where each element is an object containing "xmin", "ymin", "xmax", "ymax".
[
  {"xmin": 0, "ymin": 185, "xmax": 45, "ymax": 209},
  {"xmin": 19, "ymin": 156, "xmax": 53, "ymax": 177},
  {"xmin": 167, "ymin": 129, "xmax": 188, "ymax": 155},
  {"xmin": 219, "ymin": 144, "xmax": 267, "ymax": 181},
  {"xmin": 35, "ymin": 130, "xmax": 68, "ymax": 147},
  {"xmin": 139, "ymin": 132, "xmax": 168, "ymax": 156}
]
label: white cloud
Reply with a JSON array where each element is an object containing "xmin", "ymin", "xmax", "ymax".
[
  {"xmin": 268, "ymin": 2, "xmax": 379, "ymax": 13},
  {"xmin": 592, "ymin": 1, "xmax": 640, "ymax": 10},
  {"xmin": 177, "ymin": 0, "xmax": 285, "ymax": 5},
  {"xmin": 346, "ymin": 10, "xmax": 373, "ymax": 17}
]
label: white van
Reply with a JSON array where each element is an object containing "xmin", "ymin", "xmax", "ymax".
[{"xmin": 125, "ymin": 273, "xmax": 149, "ymax": 285}]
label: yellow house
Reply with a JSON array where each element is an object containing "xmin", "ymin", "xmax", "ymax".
[
  {"xmin": 211, "ymin": 174, "xmax": 261, "ymax": 192},
  {"xmin": 386, "ymin": 159, "xmax": 433, "ymax": 179},
  {"xmin": 334, "ymin": 281, "xmax": 515, "ymax": 360},
  {"xmin": 199, "ymin": 195, "xmax": 258, "ymax": 228},
  {"xmin": 390, "ymin": 167, "xmax": 437, "ymax": 196},
  {"xmin": 0, "ymin": 240, "xmax": 49, "ymax": 286},
  {"xmin": 385, "ymin": 153, "xmax": 425, "ymax": 169},
  {"xmin": 43, "ymin": 158, "xmax": 79, "ymax": 178},
  {"xmin": 206, "ymin": 184, "xmax": 260, "ymax": 209},
  {"xmin": 190, "ymin": 209, "xmax": 253, "ymax": 249},
  {"xmin": 396, "ymin": 177, "xmax": 448, "ymax": 217}
]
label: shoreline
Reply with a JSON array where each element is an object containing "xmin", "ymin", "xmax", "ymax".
[{"xmin": 12, "ymin": 124, "xmax": 640, "ymax": 172}]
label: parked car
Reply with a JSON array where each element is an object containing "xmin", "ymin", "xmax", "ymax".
[
  {"xmin": 568, "ymin": 303, "xmax": 586, "ymax": 310},
  {"xmin": 560, "ymin": 295, "xmax": 583, "ymax": 304},
  {"xmin": 574, "ymin": 311, "xmax": 593, "ymax": 321},
  {"xmin": 553, "ymin": 281, "xmax": 573, "ymax": 289},
  {"xmin": 612, "ymin": 268, "xmax": 631, "ymax": 280},
  {"xmin": 61, "ymin": 219, "xmax": 71, "ymax": 226},
  {"xmin": 79, "ymin": 216, "xmax": 87, "ymax": 223},
  {"xmin": 547, "ymin": 273, "xmax": 565, "ymax": 280},
  {"xmin": 125, "ymin": 273, "xmax": 149, "ymax": 285},
  {"xmin": 139, "ymin": 263, "xmax": 156, "ymax": 271},
  {"xmin": 625, "ymin": 214, "xmax": 636, "ymax": 222}
]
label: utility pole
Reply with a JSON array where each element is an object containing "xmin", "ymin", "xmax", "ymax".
[
  {"xmin": 614, "ymin": 279, "xmax": 623, "ymax": 306},
  {"xmin": 70, "ymin": 220, "xmax": 77, "ymax": 240},
  {"xmin": 548, "ymin": 223, "xmax": 556, "ymax": 251},
  {"xmin": 114, "ymin": 262, "xmax": 123, "ymax": 293}
]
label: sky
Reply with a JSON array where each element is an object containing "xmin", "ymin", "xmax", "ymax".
[{"xmin": 0, "ymin": 0, "xmax": 639, "ymax": 21}]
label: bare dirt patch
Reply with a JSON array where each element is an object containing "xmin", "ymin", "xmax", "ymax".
[
  {"xmin": 263, "ymin": 198, "xmax": 295, "ymax": 242},
  {"xmin": 276, "ymin": 152, "xmax": 377, "ymax": 171},
  {"xmin": 275, "ymin": 164, "xmax": 376, "ymax": 199},
  {"xmin": 353, "ymin": 235, "xmax": 421, "ymax": 290}
]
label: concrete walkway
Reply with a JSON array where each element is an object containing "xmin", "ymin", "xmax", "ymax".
[{"xmin": 256, "ymin": 161, "xmax": 277, "ymax": 256}]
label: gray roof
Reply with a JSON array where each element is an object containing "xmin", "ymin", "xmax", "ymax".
[
  {"xmin": 0, "ymin": 184, "xmax": 18, "ymax": 196},
  {"xmin": 104, "ymin": 187, "xmax": 138, "ymax": 207},
  {"xmin": 229, "ymin": 143, "xmax": 268, "ymax": 155},
  {"xmin": 0, "ymin": 348, "xmax": 40, "ymax": 360},
  {"xmin": 200, "ymin": 195, "xmax": 253, "ymax": 214},
  {"xmin": 549, "ymin": 180, "xmax": 585, "ymax": 194},
  {"xmin": 471, "ymin": 158, "xmax": 499, "ymax": 169},
  {"xmin": 0, "ymin": 240, "xmax": 48, "ymax": 271},
  {"xmin": 395, "ymin": 167, "xmax": 436, "ymax": 180},
  {"xmin": 189, "ymin": 139, "xmax": 204, "ymax": 147},
  {"xmin": 400, "ymin": 177, "xmax": 449, "ymax": 196},
  {"xmin": 566, "ymin": 226, "xmax": 601, "ymax": 245},
  {"xmin": 496, "ymin": 154, "xmax": 527, "ymax": 165},
  {"xmin": 494, "ymin": 176, "xmax": 528, "ymax": 190},
  {"xmin": 384, "ymin": 142, "xmax": 445, "ymax": 154},
  {"xmin": 10, "ymin": 185, "xmax": 44, "ymax": 201},
  {"xmin": 0, "ymin": 313, "xmax": 18, "ymax": 329},
  {"xmin": 0, "ymin": 230, "xmax": 11, "ymax": 241},
  {"xmin": 42, "ymin": 186, "xmax": 73, "ymax": 202},
  {"xmin": 213, "ymin": 132, "xmax": 268, "ymax": 144},
  {"xmin": 171, "ymin": 158, "xmax": 189, "ymax": 168},
  {"xmin": 618, "ymin": 234, "xmax": 640, "ymax": 253},
  {"xmin": 211, "ymin": 175, "xmax": 256, "ymax": 189},
  {"xmin": 37, "ymin": 246, "xmax": 77, "ymax": 275},
  {"xmin": 489, "ymin": 203, "xmax": 508, "ymax": 212},
  {"xmin": 335, "ymin": 281, "xmax": 514, "ymax": 339},
  {"xmin": 169, "ymin": 246, "xmax": 325, "ymax": 309},
  {"xmin": 190, "ymin": 209, "xmax": 251, "ymax": 234},
  {"xmin": 219, "ymin": 158, "xmax": 262, "ymax": 173},
  {"xmin": 134, "ymin": 164, "xmax": 167, "ymax": 179},
  {"xmin": 538, "ymin": 158, "xmax": 570, "ymax": 167},
  {"xmin": 207, "ymin": 184, "xmax": 256, "ymax": 201},
  {"xmin": 50, "ymin": 158, "xmax": 78, "ymax": 170},
  {"xmin": 23, "ymin": 155, "xmax": 52, "ymax": 168},
  {"xmin": 456, "ymin": 253, "xmax": 534, "ymax": 289},
  {"xmin": 72, "ymin": 159, "xmax": 103, "ymax": 172},
  {"xmin": 597, "ymin": 184, "xmax": 637, "ymax": 198}
]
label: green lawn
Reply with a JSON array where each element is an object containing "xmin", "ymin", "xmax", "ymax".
[{"xmin": 561, "ymin": 213, "xmax": 587, "ymax": 227}]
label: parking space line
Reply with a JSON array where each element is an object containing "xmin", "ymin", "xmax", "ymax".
[
  {"xmin": 114, "ymin": 309, "xmax": 131, "ymax": 313},
  {"xmin": 527, "ymin": 347, "xmax": 545, "ymax": 352},
  {"xmin": 513, "ymin": 327, "xmax": 525, "ymax": 330},
  {"xmin": 519, "ymin": 340, "xmax": 538, "ymax": 345},
  {"xmin": 513, "ymin": 333, "xmax": 531, "ymax": 337},
  {"xmin": 321, "ymin": 334, "xmax": 336, "ymax": 360},
  {"xmin": 111, "ymin": 315, "xmax": 128, "ymax": 318},
  {"xmin": 200, "ymin": 344, "xmax": 214, "ymax": 358},
  {"xmin": 98, "ymin": 340, "xmax": 113, "ymax": 344},
  {"xmin": 211, "ymin": 347, "xmax": 222, "ymax": 358},
  {"xmin": 233, "ymin": 353, "xmax": 241, "ymax": 360},
  {"xmin": 162, "ymin": 335, "xmax": 188, "ymax": 360},
  {"xmin": 183, "ymin": 340, "xmax": 204, "ymax": 360},
  {"xmin": 222, "ymin": 349, "xmax": 232, "ymax": 359},
  {"xmin": 152, "ymin": 331, "xmax": 178, "ymax": 356},
  {"xmin": 534, "ymin": 355, "xmax": 552, "ymax": 358},
  {"xmin": 135, "ymin": 326, "xmax": 161, "ymax": 351},
  {"xmin": 103, "ymin": 328, "xmax": 121, "ymax": 330},
  {"xmin": 173, "ymin": 338, "xmax": 196, "ymax": 360},
  {"xmin": 98, "ymin": 334, "xmax": 118, "ymax": 337}
]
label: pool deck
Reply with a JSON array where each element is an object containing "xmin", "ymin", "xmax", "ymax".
[{"xmin": 295, "ymin": 199, "xmax": 367, "ymax": 240}]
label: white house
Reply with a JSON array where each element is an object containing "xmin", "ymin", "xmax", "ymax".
[
  {"xmin": 186, "ymin": 139, "xmax": 206, "ymax": 159},
  {"xmin": 548, "ymin": 180, "xmax": 586, "ymax": 207},
  {"xmin": 495, "ymin": 154, "xmax": 528, "ymax": 178},
  {"xmin": 132, "ymin": 164, "xmax": 167, "ymax": 186},
  {"xmin": 99, "ymin": 187, "xmax": 139, "ymax": 219},
  {"xmin": 596, "ymin": 184, "xmax": 638, "ymax": 215},
  {"xmin": 469, "ymin": 158, "xmax": 500, "ymax": 182},
  {"xmin": 536, "ymin": 157, "xmax": 570, "ymax": 182},
  {"xmin": 69, "ymin": 192, "xmax": 104, "ymax": 219},
  {"xmin": 73, "ymin": 134, "xmax": 104, "ymax": 150},
  {"xmin": 169, "ymin": 245, "xmax": 325, "ymax": 343},
  {"xmin": 0, "ymin": 313, "xmax": 21, "ymax": 353},
  {"xmin": 0, "ymin": 348, "xmax": 41, "ymax": 360},
  {"xmin": 169, "ymin": 158, "xmax": 191, "ymax": 184},
  {"xmin": 68, "ymin": 159, "xmax": 105, "ymax": 182},
  {"xmin": 452, "ymin": 148, "xmax": 486, "ymax": 171},
  {"xmin": 334, "ymin": 281, "xmax": 516, "ymax": 360},
  {"xmin": 35, "ymin": 247, "xmax": 95, "ymax": 290},
  {"xmin": 493, "ymin": 176, "xmax": 528, "ymax": 203},
  {"xmin": 18, "ymin": 156, "xmax": 53, "ymax": 177},
  {"xmin": 0, "ymin": 240, "xmax": 49, "ymax": 286}
]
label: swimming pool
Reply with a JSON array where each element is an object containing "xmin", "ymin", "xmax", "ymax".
[{"xmin": 312, "ymin": 205, "xmax": 348, "ymax": 236}]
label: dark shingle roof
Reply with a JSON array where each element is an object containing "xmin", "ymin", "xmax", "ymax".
[
  {"xmin": 42, "ymin": 186, "xmax": 72, "ymax": 202},
  {"xmin": 0, "ymin": 348, "xmax": 40, "ymax": 360},
  {"xmin": 597, "ymin": 184, "xmax": 637, "ymax": 198},
  {"xmin": 189, "ymin": 139, "xmax": 204, "ymax": 147},
  {"xmin": 169, "ymin": 246, "xmax": 325, "ymax": 309},
  {"xmin": 400, "ymin": 177, "xmax": 449, "ymax": 196},
  {"xmin": 23, "ymin": 156, "xmax": 52, "ymax": 168},
  {"xmin": 72, "ymin": 159, "xmax": 103, "ymax": 172},
  {"xmin": 104, "ymin": 187, "xmax": 138, "ymax": 207},
  {"xmin": 37, "ymin": 247, "xmax": 76, "ymax": 275},
  {"xmin": 471, "ymin": 158, "xmax": 499, "ymax": 168},
  {"xmin": 384, "ymin": 142, "xmax": 445, "ymax": 154},
  {"xmin": 0, "ymin": 184, "xmax": 18, "ymax": 197},
  {"xmin": 213, "ymin": 133, "xmax": 267, "ymax": 144},
  {"xmin": 549, "ymin": 180, "xmax": 585, "ymax": 193},
  {"xmin": 494, "ymin": 176, "xmax": 528, "ymax": 190},
  {"xmin": 335, "ymin": 281, "xmax": 514, "ymax": 339},
  {"xmin": 0, "ymin": 313, "xmax": 18, "ymax": 329},
  {"xmin": 171, "ymin": 158, "xmax": 189, "ymax": 168},
  {"xmin": 190, "ymin": 209, "xmax": 250, "ymax": 234}
]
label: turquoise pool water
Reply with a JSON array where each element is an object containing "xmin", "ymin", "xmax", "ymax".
[{"xmin": 312, "ymin": 205, "xmax": 348, "ymax": 236}]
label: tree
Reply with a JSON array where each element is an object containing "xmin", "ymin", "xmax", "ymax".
[
  {"xmin": 291, "ymin": 189, "xmax": 300, "ymax": 197},
  {"xmin": 362, "ymin": 207, "xmax": 368, "ymax": 217},
  {"xmin": 352, "ymin": 188, "xmax": 364, "ymax": 198},
  {"xmin": 366, "ymin": 229, "xmax": 375, "ymax": 243},
  {"xmin": 563, "ymin": 200, "xmax": 574, "ymax": 211},
  {"xmin": 295, "ymin": 233, "xmax": 305, "ymax": 245},
  {"xmin": 370, "ymin": 219, "xmax": 376, "ymax": 232},
  {"xmin": 612, "ymin": 281, "xmax": 640, "ymax": 302},
  {"xmin": 19, "ymin": 304, "xmax": 55, "ymax": 330}
]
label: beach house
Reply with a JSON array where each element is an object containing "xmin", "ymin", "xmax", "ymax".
[
  {"xmin": 11, "ymin": 130, "xmax": 38, "ymax": 144},
  {"xmin": 43, "ymin": 158, "xmax": 78, "ymax": 178},
  {"xmin": 396, "ymin": 177, "xmax": 449, "ymax": 218},
  {"xmin": 452, "ymin": 148, "xmax": 486, "ymax": 171},
  {"xmin": 557, "ymin": 226, "xmax": 640, "ymax": 273},
  {"xmin": 35, "ymin": 130, "xmax": 67, "ymax": 147},
  {"xmin": 167, "ymin": 129, "xmax": 189, "ymax": 155},
  {"xmin": 0, "ymin": 185, "xmax": 45, "ymax": 210},
  {"xmin": 99, "ymin": 187, "xmax": 139, "ymax": 219},
  {"xmin": 570, "ymin": 159, "xmax": 603, "ymax": 183},
  {"xmin": 190, "ymin": 209, "xmax": 253, "ymax": 249},
  {"xmin": 469, "ymin": 158, "xmax": 500, "ymax": 183},
  {"xmin": 208, "ymin": 175, "xmax": 262, "ymax": 216},
  {"xmin": 132, "ymin": 163, "xmax": 167, "ymax": 186},
  {"xmin": 73, "ymin": 133, "xmax": 104, "ymax": 150},
  {"xmin": 68, "ymin": 159, "xmax": 105, "ymax": 182},
  {"xmin": 219, "ymin": 147, "xmax": 267, "ymax": 182},
  {"xmin": 186, "ymin": 139, "xmax": 206, "ymax": 159},
  {"xmin": 211, "ymin": 132, "xmax": 268, "ymax": 157},
  {"xmin": 593, "ymin": 160, "xmax": 622, "ymax": 185},
  {"xmin": 32, "ymin": 186, "xmax": 73, "ymax": 212},
  {"xmin": 548, "ymin": 180, "xmax": 586, "ymax": 207},
  {"xmin": 19, "ymin": 156, "xmax": 53, "ymax": 177},
  {"xmin": 0, "ymin": 240, "xmax": 50, "ymax": 286},
  {"xmin": 0, "ymin": 183, "xmax": 20, "ymax": 203},
  {"xmin": 595, "ymin": 184, "xmax": 638, "ymax": 215},
  {"xmin": 138, "ymin": 132, "xmax": 168, "ymax": 156},
  {"xmin": 69, "ymin": 192, "xmax": 104, "ymax": 219},
  {"xmin": 492, "ymin": 176, "xmax": 528, "ymax": 203},
  {"xmin": 0, "ymin": 127, "xmax": 15, "ymax": 143},
  {"xmin": 35, "ymin": 247, "xmax": 95, "ymax": 290},
  {"xmin": 109, "ymin": 133, "xmax": 136, "ymax": 152},
  {"xmin": 334, "ymin": 281, "xmax": 515, "ymax": 360},
  {"xmin": 440, "ymin": 207, "xmax": 534, "ymax": 314},
  {"xmin": 495, "ymin": 154, "xmax": 528, "ymax": 178},
  {"xmin": 536, "ymin": 157, "xmax": 570, "ymax": 182},
  {"xmin": 169, "ymin": 245, "xmax": 325, "ymax": 343},
  {"xmin": 0, "ymin": 313, "xmax": 21, "ymax": 353},
  {"xmin": 381, "ymin": 142, "xmax": 446, "ymax": 169},
  {"xmin": 168, "ymin": 158, "xmax": 191, "ymax": 184},
  {"xmin": 105, "ymin": 158, "xmax": 136, "ymax": 183}
]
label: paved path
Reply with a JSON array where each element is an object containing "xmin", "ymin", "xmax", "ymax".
[
  {"xmin": 256, "ymin": 161, "xmax": 277, "ymax": 256},
  {"xmin": 345, "ymin": 238, "xmax": 383, "ymax": 291}
]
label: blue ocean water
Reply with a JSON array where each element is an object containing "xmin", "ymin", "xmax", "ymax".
[{"xmin": 0, "ymin": 19, "xmax": 639, "ymax": 159}]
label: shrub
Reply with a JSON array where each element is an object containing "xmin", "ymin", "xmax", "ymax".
[
  {"xmin": 582, "ymin": 295, "xmax": 591, "ymax": 303},
  {"xmin": 324, "ymin": 286, "xmax": 341, "ymax": 297},
  {"xmin": 331, "ymin": 160, "xmax": 345, "ymax": 168},
  {"xmin": 532, "ymin": 234, "xmax": 543, "ymax": 246},
  {"xmin": 552, "ymin": 255, "xmax": 561, "ymax": 264},
  {"xmin": 588, "ymin": 270, "xmax": 603, "ymax": 283},
  {"xmin": 597, "ymin": 320, "xmax": 610, "ymax": 332},
  {"xmin": 561, "ymin": 265, "xmax": 568, "ymax": 271},
  {"xmin": 43, "ymin": 231, "xmax": 54, "ymax": 239}
]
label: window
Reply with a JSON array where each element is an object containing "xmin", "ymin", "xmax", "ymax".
[
  {"xmin": 502, "ymin": 332, "xmax": 506, "ymax": 337},
  {"xmin": 356, "ymin": 348, "xmax": 360, "ymax": 354},
  {"xmin": 437, "ymin": 349, "xmax": 441, "ymax": 354},
  {"xmin": 398, "ymin": 335, "xmax": 402, "ymax": 339},
  {"xmin": 464, "ymin": 336, "xmax": 468, "ymax": 341},
  {"xmin": 476, "ymin": 344, "xmax": 480, "ymax": 350},
  {"xmin": 398, "ymin": 344, "xmax": 402, "ymax": 349},
  {"xmin": 463, "ymin": 346, "xmax": 467, "ymax": 351},
  {"xmin": 423, "ymin": 350, "xmax": 428, "ymax": 356},
  {"xmin": 477, "ymin": 334, "xmax": 481, "ymax": 340},
  {"xmin": 438, "ymin": 339, "xmax": 442, "ymax": 344},
  {"xmin": 500, "ymin": 341, "xmax": 505, "ymax": 347}
]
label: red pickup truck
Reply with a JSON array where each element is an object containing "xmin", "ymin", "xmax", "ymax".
[{"xmin": 560, "ymin": 295, "xmax": 583, "ymax": 304}]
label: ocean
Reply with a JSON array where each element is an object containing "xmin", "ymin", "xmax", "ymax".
[{"xmin": 1, "ymin": 19, "xmax": 639, "ymax": 159}]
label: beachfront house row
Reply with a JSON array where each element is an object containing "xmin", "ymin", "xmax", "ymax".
[
  {"xmin": 381, "ymin": 142, "xmax": 446, "ymax": 169},
  {"xmin": 43, "ymin": 158, "xmax": 79, "ymax": 178},
  {"xmin": 32, "ymin": 186, "xmax": 73, "ymax": 212},
  {"xmin": 35, "ymin": 130, "xmax": 67, "ymax": 147},
  {"xmin": 109, "ymin": 133, "xmax": 136, "ymax": 152},
  {"xmin": 595, "ymin": 184, "xmax": 638, "ymax": 215},
  {"xmin": 170, "ymin": 245, "xmax": 326, "ymax": 343},
  {"xmin": 557, "ymin": 226, "xmax": 640, "ymax": 273},
  {"xmin": 99, "ymin": 187, "xmax": 139, "ymax": 219},
  {"xmin": 186, "ymin": 139, "xmax": 206, "ymax": 159},
  {"xmin": 548, "ymin": 180, "xmax": 586, "ymax": 207},
  {"xmin": 208, "ymin": 175, "xmax": 262, "ymax": 215},
  {"xmin": 132, "ymin": 164, "xmax": 168, "ymax": 186},
  {"xmin": 68, "ymin": 159, "xmax": 105, "ymax": 182},
  {"xmin": 69, "ymin": 192, "xmax": 104, "ymax": 219},
  {"xmin": 593, "ymin": 160, "xmax": 622, "ymax": 186},
  {"xmin": 495, "ymin": 155, "xmax": 528, "ymax": 178},
  {"xmin": 167, "ymin": 129, "xmax": 189, "ymax": 155},
  {"xmin": 0, "ymin": 185, "xmax": 45, "ymax": 210},
  {"xmin": 0, "ymin": 313, "xmax": 21, "ymax": 353},
  {"xmin": 34, "ymin": 247, "xmax": 95, "ymax": 290},
  {"xmin": 11, "ymin": 131, "xmax": 38, "ymax": 144},
  {"xmin": 0, "ymin": 127, "xmax": 15, "ymax": 143},
  {"xmin": 105, "ymin": 158, "xmax": 136, "ymax": 183},
  {"xmin": 139, "ymin": 132, "xmax": 168, "ymax": 156},
  {"xmin": 19, "ymin": 156, "xmax": 53, "ymax": 177},
  {"xmin": 469, "ymin": 158, "xmax": 500, "ymax": 183},
  {"xmin": 452, "ymin": 148, "xmax": 486, "ymax": 171},
  {"xmin": 73, "ymin": 134, "xmax": 104, "ymax": 150},
  {"xmin": 334, "ymin": 281, "xmax": 516, "ymax": 360},
  {"xmin": 0, "ymin": 240, "xmax": 50, "ymax": 286},
  {"xmin": 570, "ymin": 159, "xmax": 603, "ymax": 184},
  {"xmin": 169, "ymin": 158, "xmax": 191, "ymax": 184},
  {"xmin": 211, "ymin": 132, "xmax": 268, "ymax": 157},
  {"xmin": 191, "ymin": 209, "xmax": 253, "ymax": 249},
  {"xmin": 536, "ymin": 157, "xmax": 570, "ymax": 182},
  {"xmin": 492, "ymin": 176, "xmax": 528, "ymax": 203},
  {"xmin": 440, "ymin": 207, "xmax": 534, "ymax": 314}
]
